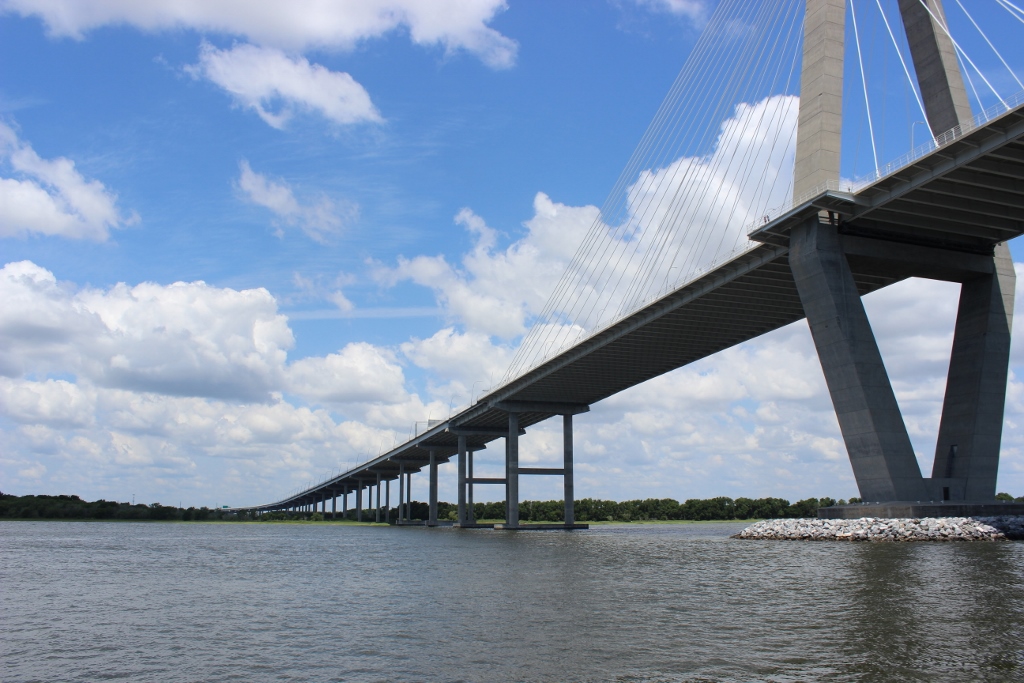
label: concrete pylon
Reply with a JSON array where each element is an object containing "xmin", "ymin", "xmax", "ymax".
[
  {"xmin": 790, "ymin": 217, "xmax": 928, "ymax": 501},
  {"xmin": 897, "ymin": 0, "xmax": 972, "ymax": 136},
  {"xmin": 897, "ymin": 0, "xmax": 1013, "ymax": 502},
  {"xmin": 793, "ymin": 0, "xmax": 844, "ymax": 199},
  {"xmin": 932, "ymin": 243, "xmax": 1015, "ymax": 500},
  {"xmin": 790, "ymin": 0, "xmax": 1013, "ymax": 504}
]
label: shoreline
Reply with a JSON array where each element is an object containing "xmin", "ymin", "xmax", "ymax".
[{"xmin": 0, "ymin": 517, "xmax": 756, "ymax": 526}]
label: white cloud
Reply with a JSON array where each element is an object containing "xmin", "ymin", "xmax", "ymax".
[
  {"xmin": 0, "ymin": 122, "xmax": 136, "ymax": 240},
  {"xmin": 401, "ymin": 327, "xmax": 514, "ymax": 399},
  {"xmin": 191, "ymin": 43, "xmax": 381, "ymax": 129},
  {"xmin": 285, "ymin": 342, "xmax": 407, "ymax": 405},
  {"xmin": 0, "ymin": 378, "xmax": 95, "ymax": 428},
  {"xmin": 382, "ymin": 196, "xmax": 597, "ymax": 339},
  {"xmin": 237, "ymin": 160, "xmax": 355, "ymax": 242},
  {"xmin": 1, "ymin": 0, "xmax": 518, "ymax": 68},
  {"xmin": 0, "ymin": 259, "xmax": 440, "ymax": 504},
  {"xmin": 632, "ymin": 0, "xmax": 710, "ymax": 24},
  {"xmin": 0, "ymin": 260, "xmax": 293, "ymax": 401}
]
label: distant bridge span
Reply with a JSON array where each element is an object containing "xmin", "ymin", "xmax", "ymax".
[{"xmin": 235, "ymin": 0, "xmax": 1024, "ymax": 525}]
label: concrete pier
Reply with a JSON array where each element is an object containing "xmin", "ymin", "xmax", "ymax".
[
  {"xmin": 790, "ymin": 217, "xmax": 928, "ymax": 502},
  {"xmin": 428, "ymin": 450, "xmax": 438, "ymax": 526}
]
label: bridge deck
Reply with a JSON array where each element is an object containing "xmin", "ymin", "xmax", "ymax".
[{"xmin": 244, "ymin": 101, "xmax": 1024, "ymax": 512}]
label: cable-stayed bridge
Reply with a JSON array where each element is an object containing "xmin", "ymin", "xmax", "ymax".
[{"xmin": 236, "ymin": 0, "xmax": 1024, "ymax": 525}]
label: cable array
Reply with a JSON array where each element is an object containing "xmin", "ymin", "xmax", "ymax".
[
  {"xmin": 499, "ymin": 0, "xmax": 1024, "ymax": 387},
  {"xmin": 503, "ymin": 0, "xmax": 806, "ymax": 382}
]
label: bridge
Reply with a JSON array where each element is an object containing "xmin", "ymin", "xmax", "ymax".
[{"xmin": 235, "ymin": 0, "xmax": 1024, "ymax": 525}]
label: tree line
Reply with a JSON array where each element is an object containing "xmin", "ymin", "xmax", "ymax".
[
  {"xmin": 0, "ymin": 493, "xmax": 240, "ymax": 521},
  {"xmin": 6, "ymin": 491, "xmax": 1022, "ymax": 523}
]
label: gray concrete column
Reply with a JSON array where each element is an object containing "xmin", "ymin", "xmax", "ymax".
[
  {"xmin": 406, "ymin": 471, "xmax": 412, "ymax": 520},
  {"xmin": 385, "ymin": 479, "xmax": 391, "ymax": 524},
  {"xmin": 321, "ymin": 495, "xmax": 326, "ymax": 514},
  {"xmin": 457, "ymin": 435, "xmax": 467, "ymax": 524},
  {"xmin": 356, "ymin": 483, "xmax": 363, "ymax": 522},
  {"xmin": 504, "ymin": 437, "xmax": 510, "ymax": 523},
  {"xmin": 375, "ymin": 473, "xmax": 382, "ymax": 523},
  {"xmin": 342, "ymin": 486, "xmax": 348, "ymax": 519},
  {"xmin": 932, "ymin": 242, "xmax": 1015, "ymax": 501},
  {"xmin": 331, "ymin": 494, "xmax": 336, "ymax": 520},
  {"xmin": 398, "ymin": 462, "xmax": 405, "ymax": 523},
  {"xmin": 789, "ymin": 217, "xmax": 927, "ymax": 501},
  {"xmin": 793, "ymin": 0, "xmax": 845, "ymax": 198},
  {"xmin": 507, "ymin": 412, "xmax": 520, "ymax": 527},
  {"xmin": 467, "ymin": 450, "xmax": 476, "ymax": 523},
  {"xmin": 898, "ymin": 0, "xmax": 972, "ymax": 136},
  {"xmin": 428, "ymin": 451, "xmax": 438, "ymax": 526},
  {"xmin": 564, "ymin": 414, "xmax": 575, "ymax": 526}
]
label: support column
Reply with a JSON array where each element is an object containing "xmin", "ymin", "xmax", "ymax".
[
  {"xmin": 342, "ymin": 486, "xmax": 348, "ymax": 519},
  {"xmin": 507, "ymin": 412, "xmax": 520, "ymax": 527},
  {"xmin": 398, "ymin": 463, "xmax": 405, "ymax": 524},
  {"xmin": 331, "ymin": 494, "xmax": 336, "ymax": 520},
  {"xmin": 356, "ymin": 482, "xmax": 363, "ymax": 522},
  {"xmin": 375, "ymin": 473, "xmax": 382, "ymax": 523},
  {"xmin": 321, "ymin": 495, "xmax": 326, "ymax": 515},
  {"xmin": 789, "ymin": 217, "xmax": 927, "ymax": 501},
  {"xmin": 407, "ymin": 471, "xmax": 412, "ymax": 521},
  {"xmin": 468, "ymin": 450, "xmax": 476, "ymax": 523},
  {"xmin": 385, "ymin": 479, "xmax": 391, "ymax": 524},
  {"xmin": 793, "ymin": 0, "xmax": 845, "ymax": 198},
  {"xmin": 563, "ymin": 414, "xmax": 575, "ymax": 526},
  {"xmin": 428, "ymin": 451, "xmax": 438, "ymax": 526},
  {"xmin": 457, "ymin": 435, "xmax": 467, "ymax": 525},
  {"xmin": 932, "ymin": 242, "xmax": 1015, "ymax": 501}
]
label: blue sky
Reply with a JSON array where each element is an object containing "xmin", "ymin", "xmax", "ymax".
[{"xmin": 2, "ymin": 0, "xmax": 1024, "ymax": 508}]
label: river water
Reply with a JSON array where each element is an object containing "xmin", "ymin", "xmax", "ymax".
[{"xmin": 2, "ymin": 521, "xmax": 1023, "ymax": 682}]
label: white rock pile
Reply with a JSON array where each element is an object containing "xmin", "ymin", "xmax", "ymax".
[{"xmin": 733, "ymin": 516, "xmax": 1024, "ymax": 541}]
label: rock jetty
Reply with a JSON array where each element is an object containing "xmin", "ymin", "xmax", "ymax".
[{"xmin": 733, "ymin": 516, "xmax": 1024, "ymax": 541}]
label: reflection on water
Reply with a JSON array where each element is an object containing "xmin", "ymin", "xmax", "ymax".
[{"xmin": 1, "ymin": 521, "xmax": 1022, "ymax": 682}]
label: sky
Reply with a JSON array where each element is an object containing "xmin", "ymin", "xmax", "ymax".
[{"xmin": 2, "ymin": 0, "xmax": 1024, "ymax": 509}]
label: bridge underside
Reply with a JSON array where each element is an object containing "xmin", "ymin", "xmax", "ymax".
[{"xmin": 244, "ymin": 101, "xmax": 1024, "ymax": 518}]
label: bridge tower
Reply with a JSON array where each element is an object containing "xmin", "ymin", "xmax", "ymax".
[{"xmin": 791, "ymin": 0, "xmax": 1014, "ymax": 505}]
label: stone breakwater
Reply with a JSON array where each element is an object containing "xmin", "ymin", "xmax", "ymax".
[{"xmin": 733, "ymin": 516, "xmax": 1024, "ymax": 541}]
